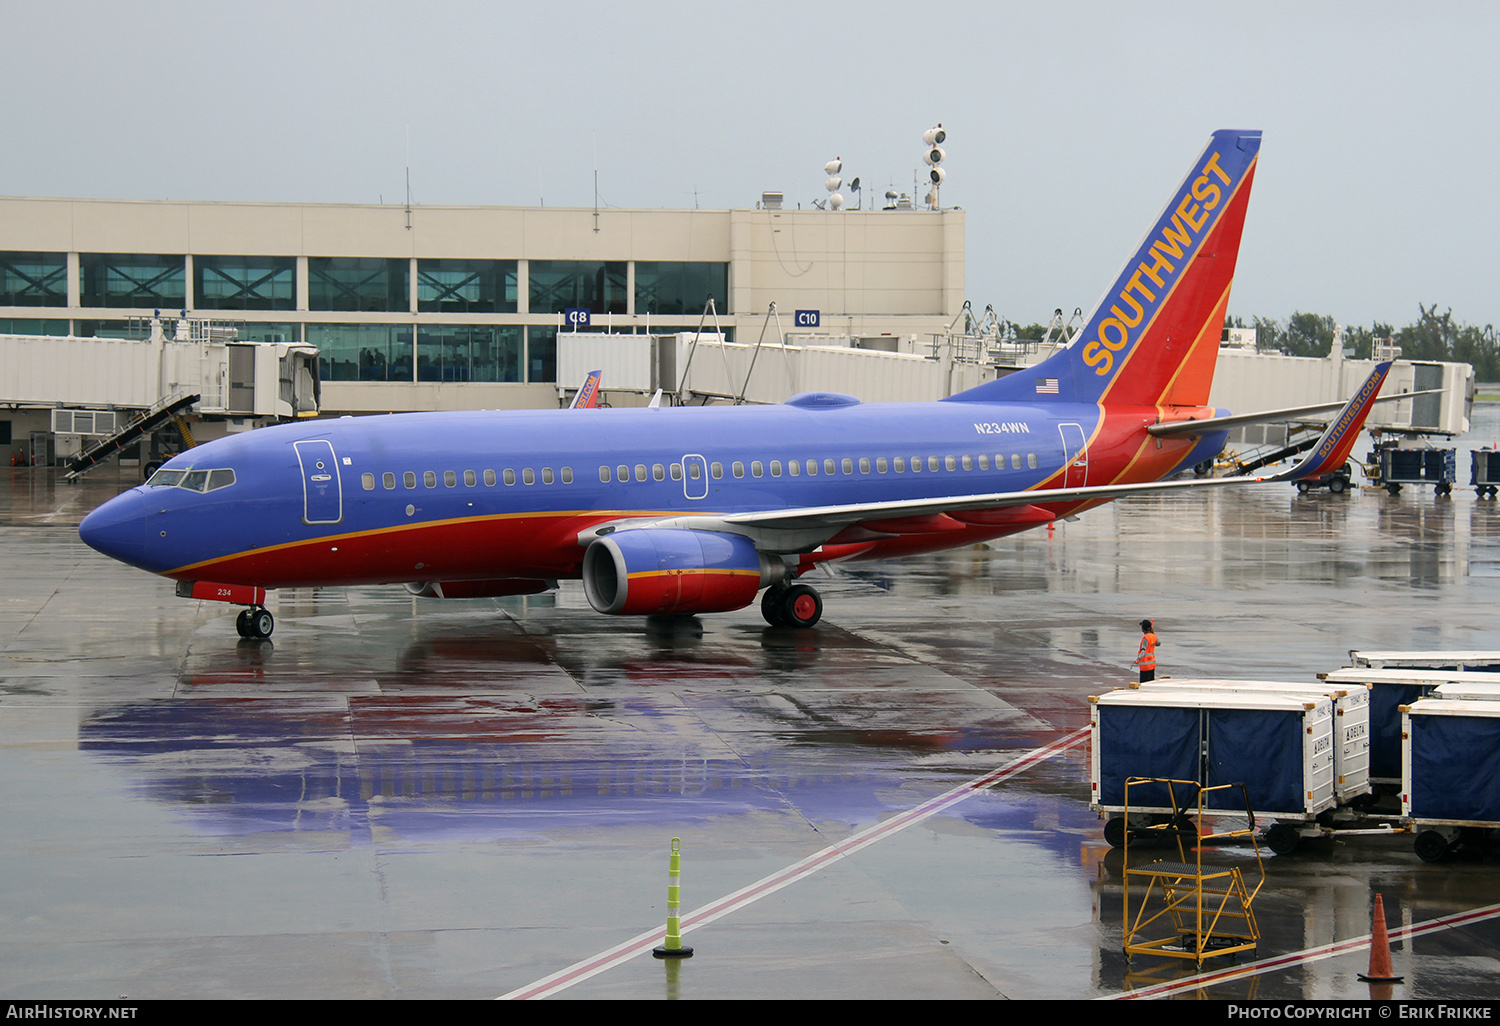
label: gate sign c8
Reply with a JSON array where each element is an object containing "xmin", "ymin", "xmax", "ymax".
[{"xmin": 564, "ymin": 307, "xmax": 592, "ymax": 328}]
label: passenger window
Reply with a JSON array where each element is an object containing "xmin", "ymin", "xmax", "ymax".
[
  {"xmin": 710, "ymin": 462, "xmax": 722, "ymax": 479},
  {"xmin": 464, "ymin": 470, "xmax": 476, "ymax": 486},
  {"xmin": 690, "ymin": 463, "xmax": 703, "ymax": 480},
  {"xmin": 733, "ymin": 461, "xmax": 745, "ymax": 478},
  {"xmin": 484, "ymin": 469, "xmax": 496, "ymax": 486},
  {"xmin": 929, "ymin": 457, "xmax": 941, "ymax": 472},
  {"xmin": 504, "ymin": 469, "xmax": 516, "ymax": 485},
  {"xmin": 542, "ymin": 468, "xmax": 554, "ymax": 484},
  {"xmin": 670, "ymin": 463, "xmax": 683, "ymax": 481},
  {"xmin": 404, "ymin": 472, "xmax": 417, "ymax": 489},
  {"xmin": 600, "ymin": 466, "xmax": 612, "ymax": 482},
  {"xmin": 961, "ymin": 455, "xmax": 973, "ymax": 471},
  {"xmin": 894, "ymin": 457, "xmax": 905, "ymax": 473},
  {"xmin": 804, "ymin": 460, "xmax": 815, "ymax": 476},
  {"xmin": 561, "ymin": 467, "xmax": 573, "ymax": 484},
  {"xmin": 424, "ymin": 471, "xmax": 437, "ymax": 488},
  {"xmin": 823, "ymin": 458, "xmax": 835, "ymax": 475},
  {"xmin": 444, "ymin": 471, "xmax": 457, "ymax": 487},
  {"xmin": 361, "ymin": 473, "xmax": 375, "ymax": 490},
  {"xmin": 910, "ymin": 457, "xmax": 921, "ymax": 473},
  {"xmin": 788, "ymin": 461, "xmax": 799, "ymax": 477},
  {"xmin": 523, "ymin": 469, "xmax": 536, "ymax": 485},
  {"xmin": 858, "ymin": 458, "xmax": 869, "ymax": 474},
  {"xmin": 978, "ymin": 455, "xmax": 989, "ymax": 470},
  {"xmin": 383, "ymin": 472, "xmax": 396, "ymax": 489},
  {"xmin": 876, "ymin": 457, "xmax": 888, "ymax": 473},
  {"xmin": 769, "ymin": 461, "xmax": 781, "ymax": 477},
  {"xmin": 945, "ymin": 456, "xmax": 956, "ymax": 471},
  {"xmin": 1011, "ymin": 454, "xmax": 1022, "ymax": 469},
  {"xmin": 751, "ymin": 461, "xmax": 763, "ymax": 478},
  {"xmin": 618, "ymin": 464, "xmax": 630, "ymax": 482},
  {"xmin": 635, "ymin": 464, "xmax": 647, "ymax": 482},
  {"xmin": 653, "ymin": 464, "xmax": 665, "ymax": 481},
  {"xmin": 1027, "ymin": 453, "xmax": 1038, "ymax": 468}
]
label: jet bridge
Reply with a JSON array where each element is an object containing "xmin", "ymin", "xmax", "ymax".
[{"xmin": 0, "ymin": 316, "xmax": 319, "ymax": 475}]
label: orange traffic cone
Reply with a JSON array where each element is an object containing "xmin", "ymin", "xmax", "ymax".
[{"xmin": 1358, "ymin": 893, "xmax": 1403, "ymax": 983}]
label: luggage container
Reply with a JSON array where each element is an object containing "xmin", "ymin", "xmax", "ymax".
[
  {"xmin": 1431, "ymin": 680, "xmax": 1500, "ymax": 702},
  {"xmin": 1401, "ymin": 698, "xmax": 1500, "ymax": 861},
  {"xmin": 1348, "ymin": 650, "xmax": 1500, "ymax": 671},
  {"xmin": 1373, "ymin": 446, "xmax": 1455, "ymax": 495},
  {"xmin": 1135, "ymin": 679, "xmax": 1370, "ymax": 803},
  {"xmin": 1322, "ymin": 667, "xmax": 1500, "ymax": 784},
  {"xmin": 1470, "ymin": 448, "xmax": 1500, "ymax": 498},
  {"xmin": 1090, "ymin": 689, "xmax": 1336, "ymax": 849}
]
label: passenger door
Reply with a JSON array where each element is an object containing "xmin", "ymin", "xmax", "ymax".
[{"xmin": 294, "ymin": 439, "xmax": 343, "ymax": 524}]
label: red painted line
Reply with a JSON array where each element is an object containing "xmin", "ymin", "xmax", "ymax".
[
  {"xmin": 1107, "ymin": 900, "xmax": 1500, "ymax": 999},
  {"xmin": 500, "ymin": 726, "xmax": 1089, "ymax": 1000}
]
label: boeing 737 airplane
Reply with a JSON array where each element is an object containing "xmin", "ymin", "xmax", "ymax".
[{"xmin": 79, "ymin": 129, "xmax": 1395, "ymax": 639}]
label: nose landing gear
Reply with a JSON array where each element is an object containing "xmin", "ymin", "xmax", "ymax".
[{"xmin": 235, "ymin": 606, "xmax": 275, "ymax": 639}]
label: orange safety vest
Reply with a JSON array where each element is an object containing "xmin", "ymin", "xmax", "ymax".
[{"xmin": 1137, "ymin": 632, "xmax": 1158, "ymax": 671}]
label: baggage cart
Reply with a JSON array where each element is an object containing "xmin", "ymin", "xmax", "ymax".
[{"xmin": 1402, "ymin": 698, "xmax": 1500, "ymax": 861}]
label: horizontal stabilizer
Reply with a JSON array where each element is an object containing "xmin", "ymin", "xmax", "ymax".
[{"xmin": 1148, "ymin": 387, "xmax": 1443, "ymax": 437}]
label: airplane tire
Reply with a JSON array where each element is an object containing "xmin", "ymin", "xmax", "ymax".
[
  {"xmin": 760, "ymin": 586, "xmax": 789, "ymax": 627},
  {"xmin": 248, "ymin": 608, "xmax": 274, "ymax": 639},
  {"xmin": 781, "ymin": 585, "xmax": 822, "ymax": 628},
  {"xmin": 235, "ymin": 609, "xmax": 254, "ymax": 638}
]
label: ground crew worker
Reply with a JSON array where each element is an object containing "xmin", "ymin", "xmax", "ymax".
[{"xmin": 1133, "ymin": 619, "xmax": 1158, "ymax": 682}]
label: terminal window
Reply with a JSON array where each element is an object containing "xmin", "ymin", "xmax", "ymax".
[
  {"xmin": 80, "ymin": 253, "xmax": 185, "ymax": 309},
  {"xmin": 0, "ymin": 252, "xmax": 67, "ymax": 307},
  {"xmin": 308, "ymin": 257, "xmax": 409, "ymax": 312},
  {"xmin": 417, "ymin": 259, "xmax": 518, "ymax": 314},
  {"xmin": 529, "ymin": 260, "xmax": 627, "ymax": 315},
  {"xmin": 634, "ymin": 262, "xmax": 729, "ymax": 316},
  {"xmin": 195, "ymin": 256, "xmax": 295, "ymax": 311}
]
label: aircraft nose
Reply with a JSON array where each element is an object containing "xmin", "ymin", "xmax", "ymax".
[{"xmin": 79, "ymin": 489, "xmax": 151, "ymax": 567}]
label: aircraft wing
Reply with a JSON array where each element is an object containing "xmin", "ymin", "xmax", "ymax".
[{"xmin": 583, "ymin": 362, "xmax": 1395, "ymax": 546}]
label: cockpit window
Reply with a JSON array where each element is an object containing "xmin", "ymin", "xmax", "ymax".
[
  {"xmin": 147, "ymin": 469, "xmax": 185, "ymax": 487},
  {"xmin": 145, "ymin": 467, "xmax": 236, "ymax": 492}
]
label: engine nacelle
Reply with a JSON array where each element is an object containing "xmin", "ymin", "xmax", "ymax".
[{"xmin": 582, "ymin": 529, "xmax": 784, "ymax": 615}]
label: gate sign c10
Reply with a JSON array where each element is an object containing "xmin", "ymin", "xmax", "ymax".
[
  {"xmin": 794, "ymin": 309, "xmax": 820, "ymax": 328},
  {"xmin": 564, "ymin": 308, "xmax": 592, "ymax": 328}
]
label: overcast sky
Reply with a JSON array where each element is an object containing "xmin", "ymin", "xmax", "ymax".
[{"xmin": 4, "ymin": 1, "xmax": 1495, "ymax": 331}]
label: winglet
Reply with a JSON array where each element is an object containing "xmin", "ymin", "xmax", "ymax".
[
  {"xmin": 569, "ymin": 369, "xmax": 603, "ymax": 409},
  {"xmin": 1268, "ymin": 362, "xmax": 1392, "ymax": 482}
]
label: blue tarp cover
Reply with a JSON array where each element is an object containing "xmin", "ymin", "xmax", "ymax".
[{"xmin": 1409, "ymin": 713, "xmax": 1500, "ymax": 823}]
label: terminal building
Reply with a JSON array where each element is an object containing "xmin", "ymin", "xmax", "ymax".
[{"xmin": 0, "ymin": 195, "xmax": 966, "ymax": 423}]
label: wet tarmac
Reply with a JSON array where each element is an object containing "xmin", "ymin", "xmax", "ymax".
[{"xmin": 5, "ymin": 411, "xmax": 1500, "ymax": 1000}]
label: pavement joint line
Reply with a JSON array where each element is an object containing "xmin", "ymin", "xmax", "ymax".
[
  {"xmin": 499, "ymin": 725, "xmax": 1090, "ymax": 1000},
  {"xmin": 1102, "ymin": 900, "xmax": 1500, "ymax": 999}
]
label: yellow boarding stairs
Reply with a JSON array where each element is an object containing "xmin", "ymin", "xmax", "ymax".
[{"xmin": 1121, "ymin": 778, "xmax": 1266, "ymax": 967}]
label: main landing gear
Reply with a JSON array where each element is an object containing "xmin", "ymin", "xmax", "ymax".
[
  {"xmin": 235, "ymin": 606, "xmax": 275, "ymax": 639},
  {"xmin": 760, "ymin": 583, "xmax": 823, "ymax": 628}
]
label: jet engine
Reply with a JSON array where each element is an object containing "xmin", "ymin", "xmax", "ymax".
[{"xmin": 582, "ymin": 529, "xmax": 786, "ymax": 616}]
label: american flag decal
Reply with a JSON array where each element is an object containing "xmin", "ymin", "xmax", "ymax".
[{"xmin": 1035, "ymin": 378, "xmax": 1059, "ymax": 395}]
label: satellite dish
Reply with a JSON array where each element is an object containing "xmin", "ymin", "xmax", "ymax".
[{"xmin": 849, "ymin": 177, "xmax": 860, "ymax": 191}]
